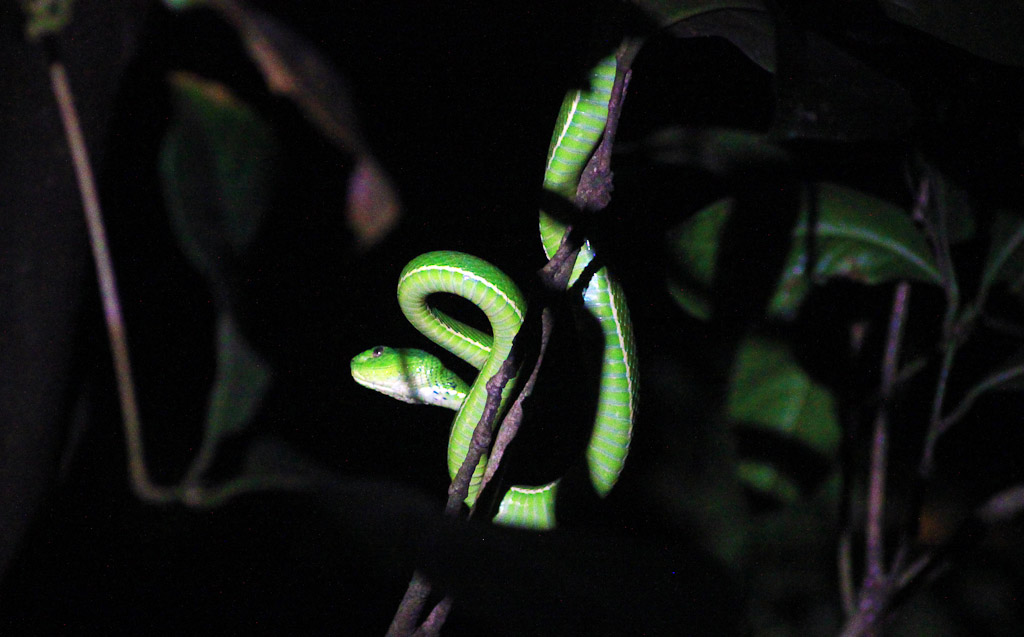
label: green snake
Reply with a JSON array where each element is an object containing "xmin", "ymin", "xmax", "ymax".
[{"xmin": 351, "ymin": 54, "xmax": 636, "ymax": 530}]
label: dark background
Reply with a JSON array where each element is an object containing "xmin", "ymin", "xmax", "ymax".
[{"xmin": 2, "ymin": 1, "xmax": 1022, "ymax": 634}]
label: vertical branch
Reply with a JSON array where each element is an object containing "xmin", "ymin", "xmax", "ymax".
[
  {"xmin": 575, "ymin": 38, "xmax": 642, "ymax": 211},
  {"xmin": 387, "ymin": 35, "xmax": 642, "ymax": 637},
  {"xmin": 866, "ymin": 282, "xmax": 909, "ymax": 578},
  {"xmin": 48, "ymin": 57, "xmax": 173, "ymax": 504},
  {"xmin": 919, "ymin": 347, "xmax": 956, "ymax": 476},
  {"xmin": 388, "ymin": 300, "xmax": 535, "ymax": 635},
  {"xmin": 841, "ymin": 281, "xmax": 911, "ymax": 637},
  {"xmin": 911, "ymin": 170, "xmax": 957, "ymax": 479}
]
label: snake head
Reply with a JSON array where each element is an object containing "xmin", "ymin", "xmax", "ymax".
[{"xmin": 350, "ymin": 346, "xmax": 467, "ymax": 409}]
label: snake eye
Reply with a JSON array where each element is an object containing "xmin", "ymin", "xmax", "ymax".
[{"xmin": 372, "ymin": 346, "xmax": 384, "ymax": 357}]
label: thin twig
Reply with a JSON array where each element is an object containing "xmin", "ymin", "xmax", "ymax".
[
  {"xmin": 48, "ymin": 57, "xmax": 173, "ymax": 504},
  {"xmin": 866, "ymin": 282, "xmax": 909, "ymax": 577},
  {"xmin": 937, "ymin": 363, "xmax": 1024, "ymax": 435},
  {"xmin": 920, "ymin": 346, "xmax": 956, "ymax": 477}
]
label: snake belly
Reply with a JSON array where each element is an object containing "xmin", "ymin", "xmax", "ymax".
[{"xmin": 350, "ymin": 53, "xmax": 636, "ymax": 530}]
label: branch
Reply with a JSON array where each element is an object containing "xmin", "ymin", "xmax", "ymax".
[
  {"xmin": 385, "ymin": 572, "xmax": 433, "ymax": 637},
  {"xmin": 48, "ymin": 53, "xmax": 174, "ymax": 504},
  {"xmin": 937, "ymin": 363, "xmax": 1024, "ymax": 435},
  {"xmin": 481, "ymin": 307, "xmax": 552, "ymax": 490},
  {"xmin": 575, "ymin": 38, "xmax": 642, "ymax": 213},
  {"xmin": 388, "ymin": 37, "xmax": 642, "ymax": 637},
  {"xmin": 919, "ymin": 346, "xmax": 956, "ymax": 478},
  {"xmin": 866, "ymin": 282, "xmax": 910, "ymax": 575},
  {"xmin": 840, "ymin": 281, "xmax": 910, "ymax": 637}
]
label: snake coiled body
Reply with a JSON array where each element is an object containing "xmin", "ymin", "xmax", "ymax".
[{"xmin": 351, "ymin": 53, "xmax": 636, "ymax": 529}]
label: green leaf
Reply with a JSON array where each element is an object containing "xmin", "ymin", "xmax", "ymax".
[
  {"xmin": 162, "ymin": 0, "xmax": 206, "ymax": 10},
  {"xmin": 668, "ymin": 183, "xmax": 941, "ymax": 320},
  {"xmin": 727, "ymin": 336, "xmax": 840, "ymax": 503},
  {"xmin": 769, "ymin": 183, "xmax": 942, "ymax": 316},
  {"xmin": 18, "ymin": 0, "xmax": 74, "ymax": 41},
  {"xmin": 160, "ymin": 72, "xmax": 278, "ymax": 281},
  {"xmin": 666, "ymin": 198, "xmax": 731, "ymax": 321},
  {"xmin": 184, "ymin": 312, "xmax": 273, "ymax": 485},
  {"xmin": 207, "ymin": 312, "xmax": 271, "ymax": 439}
]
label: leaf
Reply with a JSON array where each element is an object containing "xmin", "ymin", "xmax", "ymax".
[
  {"xmin": 630, "ymin": 0, "xmax": 767, "ymax": 27},
  {"xmin": 206, "ymin": 312, "xmax": 271, "ymax": 439},
  {"xmin": 668, "ymin": 183, "xmax": 942, "ymax": 320},
  {"xmin": 208, "ymin": 1, "xmax": 400, "ymax": 247},
  {"xmin": 769, "ymin": 183, "xmax": 942, "ymax": 316},
  {"xmin": 728, "ymin": 336, "xmax": 839, "ymax": 503},
  {"xmin": 880, "ymin": 0, "xmax": 1024, "ymax": 67},
  {"xmin": 347, "ymin": 158, "xmax": 402, "ymax": 249},
  {"xmin": 18, "ymin": 0, "xmax": 74, "ymax": 41},
  {"xmin": 665, "ymin": 6, "xmax": 776, "ymax": 72},
  {"xmin": 184, "ymin": 311, "xmax": 273, "ymax": 485},
  {"xmin": 160, "ymin": 72, "xmax": 277, "ymax": 284},
  {"xmin": 162, "ymin": 0, "xmax": 205, "ymax": 10},
  {"xmin": 666, "ymin": 198, "xmax": 730, "ymax": 321}
]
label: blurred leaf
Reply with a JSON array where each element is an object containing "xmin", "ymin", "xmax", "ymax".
[
  {"xmin": 736, "ymin": 463, "xmax": 801, "ymax": 503},
  {"xmin": 630, "ymin": 0, "xmax": 767, "ymax": 27},
  {"xmin": 665, "ymin": 6, "xmax": 775, "ymax": 72},
  {"xmin": 184, "ymin": 311, "xmax": 273, "ymax": 485},
  {"xmin": 668, "ymin": 183, "xmax": 941, "ymax": 320},
  {"xmin": 667, "ymin": 198, "xmax": 730, "ymax": 321},
  {"xmin": 206, "ymin": 311, "xmax": 271, "ymax": 440},
  {"xmin": 728, "ymin": 336, "xmax": 839, "ymax": 503},
  {"xmin": 160, "ymin": 72, "xmax": 277, "ymax": 284},
  {"xmin": 881, "ymin": 0, "xmax": 1024, "ymax": 67},
  {"xmin": 162, "ymin": 0, "xmax": 206, "ymax": 10},
  {"xmin": 347, "ymin": 158, "xmax": 402, "ymax": 249},
  {"xmin": 18, "ymin": 0, "xmax": 74, "ymax": 41},
  {"xmin": 209, "ymin": 0, "xmax": 400, "ymax": 247}
]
